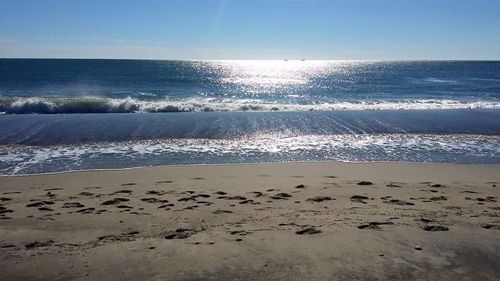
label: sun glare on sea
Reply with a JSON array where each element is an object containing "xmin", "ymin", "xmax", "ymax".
[{"xmin": 203, "ymin": 60, "xmax": 350, "ymax": 95}]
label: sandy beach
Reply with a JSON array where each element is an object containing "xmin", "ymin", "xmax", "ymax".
[{"xmin": 1, "ymin": 162, "xmax": 500, "ymax": 280}]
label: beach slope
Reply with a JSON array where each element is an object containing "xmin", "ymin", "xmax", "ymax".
[{"xmin": 1, "ymin": 162, "xmax": 500, "ymax": 280}]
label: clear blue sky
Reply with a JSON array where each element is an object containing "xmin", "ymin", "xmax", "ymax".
[{"xmin": 1, "ymin": 0, "xmax": 499, "ymax": 60}]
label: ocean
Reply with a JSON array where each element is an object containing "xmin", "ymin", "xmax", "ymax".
[{"xmin": 0, "ymin": 59, "xmax": 499, "ymax": 175}]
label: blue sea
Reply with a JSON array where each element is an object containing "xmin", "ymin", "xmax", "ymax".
[{"xmin": 0, "ymin": 59, "xmax": 499, "ymax": 175}]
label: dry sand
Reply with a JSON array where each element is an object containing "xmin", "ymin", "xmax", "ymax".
[{"xmin": 1, "ymin": 162, "xmax": 500, "ymax": 280}]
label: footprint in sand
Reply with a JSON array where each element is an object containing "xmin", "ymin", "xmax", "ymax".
[
  {"xmin": 270, "ymin": 193, "xmax": 292, "ymax": 200},
  {"xmin": 26, "ymin": 201, "xmax": 55, "ymax": 208},
  {"xmin": 230, "ymin": 230, "xmax": 250, "ymax": 236},
  {"xmin": 383, "ymin": 199, "xmax": 415, "ymax": 206},
  {"xmin": 219, "ymin": 195, "xmax": 247, "ymax": 201},
  {"xmin": 164, "ymin": 228, "xmax": 198, "ymax": 239},
  {"xmin": 482, "ymin": 224, "xmax": 500, "ymax": 230},
  {"xmin": 140, "ymin": 198, "xmax": 169, "ymax": 204},
  {"xmin": 358, "ymin": 221, "xmax": 394, "ymax": 230},
  {"xmin": 351, "ymin": 195, "xmax": 369, "ymax": 204},
  {"xmin": 156, "ymin": 180, "xmax": 173, "ymax": 184},
  {"xmin": 113, "ymin": 190, "xmax": 133, "ymax": 195},
  {"xmin": 422, "ymin": 225, "xmax": 449, "ymax": 231},
  {"xmin": 296, "ymin": 227, "xmax": 322, "ymax": 235},
  {"xmin": 0, "ymin": 205, "xmax": 14, "ymax": 215},
  {"xmin": 307, "ymin": 196, "xmax": 333, "ymax": 202},
  {"xmin": 3, "ymin": 191, "xmax": 21, "ymax": 195},
  {"xmin": 44, "ymin": 188, "xmax": 63, "ymax": 191},
  {"xmin": 357, "ymin": 181, "xmax": 373, "ymax": 186},
  {"xmin": 25, "ymin": 240, "xmax": 54, "ymax": 249},
  {"xmin": 62, "ymin": 202, "xmax": 85, "ymax": 208},
  {"xmin": 78, "ymin": 192, "xmax": 94, "ymax": 196},
  {"xmin": 116, "ymin": 205, "xmax": 133, "ymax": 209},
  {"xmin": 146, "ymin": 190, "xmax": 167, "ymax": 196},
  {"xmin": 476, "ymin": 197, "xmax": 497, "ymax": 203},
  {"xmin": 76, "ymin": 208, "xmax": 96, "ymax": 214},
  {"xmin": 158, "ymin": 203, "xmax": 175, "ymax": 209},
  {"xmin": 251, "ymin": 191, "xmax": 264, "ymax": 198},
  {"xmin": 430, "ymin": 196, "xmax": 447, "ymax": 201},
  {"xmin": 212, "ymin": 209, "xmax": 233, "ymax": 214},
  {"xmin": 101, "ymin": 198, "xmax": 129, "ymax": 205}
]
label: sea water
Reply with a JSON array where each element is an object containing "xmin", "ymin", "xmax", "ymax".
[{"xmin": 1, "ymin": 59, "xmax": 499, "ymax": 174}]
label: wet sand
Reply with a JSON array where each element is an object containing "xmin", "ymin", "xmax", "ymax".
[{"xmin": 1, "ymin": 162, "xmax": 500, "ymax": 280}]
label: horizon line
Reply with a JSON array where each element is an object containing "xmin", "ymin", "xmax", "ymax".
[{"xmin": 2, "ymin": 57, "xmax": 500, "ymax": 62}]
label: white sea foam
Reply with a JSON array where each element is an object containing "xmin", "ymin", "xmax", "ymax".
[
  {"xmin": 1, "ymin": 96, "xmax": 500, "ymax": 114},
  {"xmin": 1, "ymin": 134, "xmax": 499, "ymax": 175}
]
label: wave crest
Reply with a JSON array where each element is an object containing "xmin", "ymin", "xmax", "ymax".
[{"xmin": 1, "ymin": 97, "xmax": 499, "ymax": 114}]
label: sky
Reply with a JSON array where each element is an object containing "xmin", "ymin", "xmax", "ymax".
[{"xmin": 1, "ymin": 0, "xmax": 500, "ymax": 60}]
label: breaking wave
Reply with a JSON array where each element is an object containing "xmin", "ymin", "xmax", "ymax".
[{"xmin": 1, "ymin": 97, "xmax": 500, "ymax": 114}]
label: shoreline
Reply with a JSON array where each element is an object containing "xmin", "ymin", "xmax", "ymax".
[
  {"xmin": 1, "ymin": 161, "xmax": 500, "ymax": 280},
  {"xmin": 2, "ymin": 160, "xmax": 500, "ymax": 178}
]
